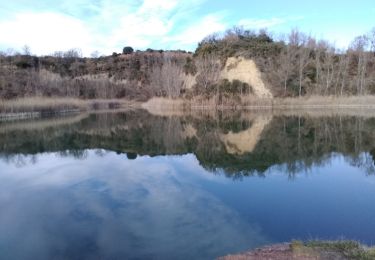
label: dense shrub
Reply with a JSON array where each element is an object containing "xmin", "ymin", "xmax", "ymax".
[{"xmin": 123, "ymin": 46, "xmax": 134, "ymax": 55}]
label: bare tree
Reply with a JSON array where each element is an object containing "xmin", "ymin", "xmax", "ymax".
[
  {"xmin": 90, "ymin": 51, "xmax": 100, "ymax": 58},
  {"xmin": 5, "ymin": 48, "xmax": 16, "ymax": 56},
  {"xmin": 351, "ymin": 35, "xmax": 369, "ymax": 95},
  {"xmin": 279, "ymin": 37, "xmax": 295, "ymax": 96},
  {"xmin": 150, "ymin": 53, "xmax": 185, "ymax": 98},
  {"xmin": 22, "ymin": 45, "xmax": 31, "ymax": 56},
  {"xmin": 52, "ymin": 51, "xmax": 64, "ymax": 58},
  {"xmin": 370, "ymin": 27, "xmax": 375, "ymax": 54},
  {"xmin": 338, "ymin": 54, "xmax": 350, "ymax": 96},
  {"xmin": 321, "ymin": 45, "xmax": 336, "ymax": 95},
  {"xmin": 296, "ymin": 33, "xmax": 311, "ymax": 97},
  {"xmin": 63, "ymin": 48, "xmax": 82, "ymax": 58},
  {"xmin": 195, "ymin": 54, "xmax": 221, "ymax": 91},
  {"xmin": 162, "ymin": 55, "xmax": 184, "ymax": 98},
  {"xmin": 314, "ymin": 40, "xmax": 331, "ymax": 94},
  {"xmin": 286, "ymin": 29, "xmax": 311, "ymax": 96}
]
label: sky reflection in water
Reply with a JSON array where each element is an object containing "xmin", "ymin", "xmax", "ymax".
[
  {"xmin": 0, "ymin": 111, "xmax": 374, "ymax": 259},
  {"xmin": 0, "ymin": 152, "xmax": 268, "ymax": 260}
]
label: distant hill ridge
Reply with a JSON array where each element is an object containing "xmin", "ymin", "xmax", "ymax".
[{"xmin": 1, "ymin": 26, "xmax": 375, "ymax": 103}]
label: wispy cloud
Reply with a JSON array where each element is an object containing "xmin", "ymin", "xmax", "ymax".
[
  {"xmin": 3, "ymin": 0, "xmax": 368, "ymax": 56},
  {"xmin": 165, "ymin": 13, "xmax": 227, "ymax": 49},
  {"xmin": 0, "ymin": 12, "xmax": 92, "ymax": 55},
  {"xmin": 238, "ymin": 16, "xmax": 304, "ymax": 30},
  {"xmin": 238, "ymin": 18, "xmax": 285, "ymax": 29},
  {"xmin": 0, "ymin": 0, "xmax": 217, "ymax": 55},
  {"xmin": 0, "ymin": 0, "xmax": 306, "ymax": 55}
]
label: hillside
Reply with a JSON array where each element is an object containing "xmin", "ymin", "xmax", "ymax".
[{"xmin": 1, "ymin": 26, "xmax": 375, "ymax": 110}]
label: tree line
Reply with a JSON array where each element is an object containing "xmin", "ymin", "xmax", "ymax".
[
  {"xmin": 1, "ymin": 26, "xmax": 375, "ymax": 100},
  {"xmin": 195, "ymin": 26, "xmax": 375, "ymax": 97}
]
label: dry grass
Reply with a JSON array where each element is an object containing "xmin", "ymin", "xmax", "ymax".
[
  {"xmin": 141, "ymin": 97, "xmax": 185, "ymax": 109},
  {"xmin": 240, "ymin": 96, "xmax": 273, "ymax": 108},
  {"xmin": 0, "ymin": 97, "xmax": 87, "ymax": 113},
  {"xmin": 188, "ymin": 96, "xmax": 221, "ymax": 109},
  {"xmin": 0, "ymin": 97, "xmax": 140, "ymax": 121},
  {"xmin": 141, "ymin": 95, "xmax": 375, "ymax": 112},
  {"xmin": 0, "ymin": 97, "xmax": 140, "ymax": 117},
  {"xmin": 187, "ymin": 96, "xmax": 266, "ymax": 109},
  {"xmin": 242, "ymin": 95, "xmax": 375, "ymax": 109},
  {"xmin": 3, "ymin": 95, "xmax": 374, "ymax": 120},
  {"xmin": 141, "ymin": 97, "xmax": 186, "ymax": 116},
  {"xmin": 273, "ymin": 95, "xmax": 375, "ymax": 108},
  {"xmin": 219, "ymin": 240, "xmax": 375, "ymax": 260},
  {"xmin": 140, "ymin": 95, "xmax": 375, "ymax": 120}
]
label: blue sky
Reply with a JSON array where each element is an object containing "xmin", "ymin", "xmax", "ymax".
[{"xmin": 0, "ymin": 0, "xmax": 374, "ymax": 56}]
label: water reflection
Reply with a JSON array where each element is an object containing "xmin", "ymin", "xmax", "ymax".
[
  {"xmin": 0, "ymin": 110, "xmax": 375, "ymax": 259},
  {"xmin": 1, "ymin": 110, "xmax": 374, "ymax": 176},
  {"xmin": 0, "ymin": 152, "xmax": 267, "ymax": 260}
]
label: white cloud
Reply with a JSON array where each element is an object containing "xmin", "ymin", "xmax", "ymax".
[
  {"xmin": 0, "ymin": 0, "xmax": 228, "ymax": 55},
  {"xmin": 0, "ymin": 12, "xmax": 93, "ymax": 55},
  {"xmin": 104, "ymin": 0, "xmax": 179, "ymax": 51},
  {"xmin": 0, "ymin": 1, "xmax": 309, "ymax": 55},
  {"xmin": 319, "ymin": 30, "xmax": 363, "ymax": 50},
  {"xmin": 238, "ymin": 16, "xmax": 304, "ymax": 30},
  {"xmin": 166, "ymin": 14, "xmax": 227, "ymax": 49},
  {"xmin": 102, "ymin": 0, "xmax": 211, "ymax": 52},
  {"xmin": 238, "ymin": 18, "xmax": 286, "ymax": 29},
  {"xmin": 0, "ymin": 0, "xmax": 210, "ymax": 55},
  {"xmin": 140, "ymin": 0, "xmax": 179, "ymax": 13}
]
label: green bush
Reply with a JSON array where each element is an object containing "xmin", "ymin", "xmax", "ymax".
[{"xmin": 123, "ymin": 46, "xmax": 134, "ymax": 55}]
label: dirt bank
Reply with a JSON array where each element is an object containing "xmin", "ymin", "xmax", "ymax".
[
  {"xmin": 221, "ymin": 57, "xmax": 273, "ymax": 98},
  {"xmin": 218, "ymin": 241, "xmax": 375, "ymax": 260}
]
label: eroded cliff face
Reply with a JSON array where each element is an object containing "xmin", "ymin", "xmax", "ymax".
[{"xmin": 221, "ymin": 57, "xmax": 273, "ymax": 98}]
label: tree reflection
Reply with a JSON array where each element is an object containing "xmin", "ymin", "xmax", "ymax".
[{"xmin": 0, "ymin": 110, "xmax": 374, "ymax": 176}]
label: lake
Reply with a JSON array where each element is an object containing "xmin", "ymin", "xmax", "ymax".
[{"xmin": 0, "ymin": 109, "xmax": 374, "ymax": 260}]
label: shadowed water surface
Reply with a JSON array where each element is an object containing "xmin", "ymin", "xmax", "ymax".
[{"xmin": 0, "ymin": 110, "xmax": 374, "ymax": 259}]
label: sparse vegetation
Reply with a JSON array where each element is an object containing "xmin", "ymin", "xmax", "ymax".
[
  {"xmin": 298, "ymin": 240, "xmax": 375, "ymax": 259},
  {"xmin": 221, "ymin": 240, "xmax": 375, "ymax": 259},
  {"xmin": 0, "ymin": 97, "xmax": 138, "ymax": 116},
  {"xmin": 0, "ymin": 50, "xmax": 192, "ymax": 102},
  {"xmin": 195, "ymin": 26, "xmax": 375, "ymax": 97},
  {"xmin": 1, "ymin": 26, "xmax": 375, "ymax": 111}
]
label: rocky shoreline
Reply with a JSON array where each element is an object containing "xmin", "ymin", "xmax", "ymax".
[{"xmin": 218, "ymin": 241, "xmax": 375, "ymax": 260}]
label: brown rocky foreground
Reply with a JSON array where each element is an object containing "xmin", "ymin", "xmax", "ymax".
[{"xmin": 218, "ymin": 241, "xmax": 375, "ymax": 260}]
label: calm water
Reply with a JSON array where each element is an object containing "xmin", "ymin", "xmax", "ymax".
[{"xmin": 0, "ymin": 110, "xmax": 374, "ymax": 260}]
